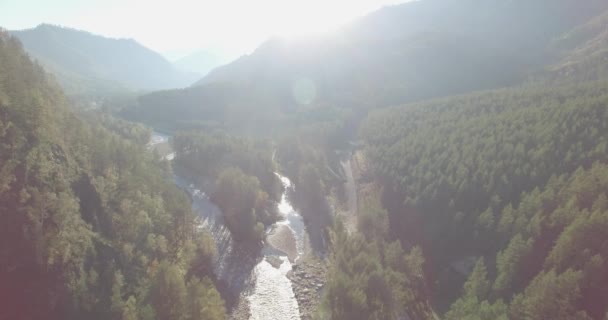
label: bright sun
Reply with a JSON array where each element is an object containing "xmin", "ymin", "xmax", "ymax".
[
  {"xmin": 0, "ymin": 0, "xmax": 407, "ymax": 56},
  {"xmin": 269, "ymin": 0, "xmax": 408, "ymax": 37},
  {"xmin": 271, "ymin": 2, "xmax": 356, "ymax": 36}
]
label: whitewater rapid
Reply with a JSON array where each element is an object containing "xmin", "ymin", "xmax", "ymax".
[{"xmin": 247, "ymin": 173, "xmax": 304, "ymax": 320}]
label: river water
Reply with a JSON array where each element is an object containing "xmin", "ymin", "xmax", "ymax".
[
  {"xmin": 248, "ymin": 174, "xmax": 304, "ymax": 320},
  {"xmin": 150, "ymin": 132, "xmax": 304, "ymax": 320}
]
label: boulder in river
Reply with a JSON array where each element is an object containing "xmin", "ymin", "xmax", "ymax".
[{"xmin": 265, "ymin": 256, "xmax": 284, "ymax": 269}]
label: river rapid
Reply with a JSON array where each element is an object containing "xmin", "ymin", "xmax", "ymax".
[{"xmin": 150, "ymin": 132, "xmax": 305, "ymax": 320}]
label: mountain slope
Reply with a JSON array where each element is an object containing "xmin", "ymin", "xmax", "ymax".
[
  {"xmin": 10, "ymin": 24, "xmax": 198, "ymax": 95},
  {"xmin": 197, "ymin": 0, "xmax": 608, "ymax": 105},
  {"xmin": 543, "ymin": 10, "xmax": 608, "ymax": 83},
  {"xmin": 126, "ymin": 0, "xmax": 608, "ymax": 134},
  {"xmin": 360, "ymin": 79, "xmax": 608, "ymax": 315},
  {"xmin": 0, "ymin": 31, "xmax": 225, "ymax": 319}
]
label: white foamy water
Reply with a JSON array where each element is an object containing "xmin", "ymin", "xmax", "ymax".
[
  {"xmin": 164, "ymin": 152, "xmax": 175, "ymax": 161},
  {"xmin": 148, "ymin": 132, "xmax": 169, "ymax": 147},
  {"xmin": 182, "ymin": 170, "xmax": 305, "ymax": 320},
  {"xmin": 248, "ymin": 258, "xmax": 301, "ymax": 320},
  {"xmin": 275, "ymin": 174, "xmax": 306, "ymax": 257},
  {"xmin": 247, "ymin": 173, "xmax": 304, "ymax": 320}
]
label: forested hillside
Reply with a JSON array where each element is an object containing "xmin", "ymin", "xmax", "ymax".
[
  {"xmin": 543, "ymin": 9, "xmax": 608, "ymax": 84},
  {"xmin": 10, "ymin": 24, "xmax": 198, "ymax": 96},
  {"xmin": 446, "ymin": 162, "xmax": 608, "ymax": 319},
  {"xmin": 0, "ymin": 32, "xmax": 225, "ymax": 320},
  {"xmin": 361, "ymin": 78, "xmax": 608, "ymax": 316},
  {"xmin": 352, "ymin": 3, "xmax": 608, "ymax": 316},
  {"xmin": 198, "ymin": 0, "xmax": 608, "ymax": 101}
]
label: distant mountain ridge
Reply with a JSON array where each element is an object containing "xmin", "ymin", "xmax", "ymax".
[
  {"xmin": 173, "ymin": 50, "xmax": 231, "ymax": 78},
  {"xmin": 10, "ymin": 24, "xmax": 198, "ymax": 95},
  {"xmin": 197, "ymin": 0, "xmax": 608, "ymax": 100},
  {"xmin": 128, "ymin": 0, "xmax": 608, "ymax": 134}
]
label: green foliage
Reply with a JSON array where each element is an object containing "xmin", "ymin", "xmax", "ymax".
[
  {"xmin": 186, "ymin": 277, "xmax": 226, "ymax": 320},
  {"xmin": 172, "ymin": 130, "xmax": 283, "ymax": 241},
  {"xmin": 0, "ymin": 33, "xmax": 225, "ymax": 320},
  {"xmin": 324, "ymin": 227, "xmax": 432, "ymax": 320},
  {"xmin": 358, "ymin": 194, "xmax": 389, "ymax": 242},
  {"xmin": 510, "ymin": 269, "xmax": 590, "ymax": 320},
  {"xmin": 361, "ymin": 80, "xmax": 608, "ymax": 306},
  {"xmin": 274, "ymin": 138, "xmax": 338, "ymax": 251},
  {"xmin": 84, "ymin": 111, "xmax": 152, "ymax": 145},
  {"xmin": 444, "ymin": 297, "xmax": 509, "ymax": 320},
  {"xmin": 362, "ymin": 82, "xmax": 608, "ymax": 224},
  {"xmin": 463, "ymin": 259, "xmax": 490, "ymax": 300},
  {"xmin": 321, "ymin": 191, "xmax": 433, "ymax": 320},
  {"xmin": 152, "ymin": 262, "xmax": 187, "ymax": 320},
  {"xmin": 444, "ymin": 259, "xmax": 509, "ymax": 320},
  {"xmin": 493, "ymin": 235, "xmax": 532, "ymax": 294},
  {"xmin": 296, "ymin": 163, "xmax": 333, "ymax": 227},
  {"xmin": 212, "ymin": 167, "xmax": 268, "ymax": 242},
  {"xmin": 443, "ymin": 162, "xmax": 608, "ymax": 318},
  {"xmin": 173, "ymin": 130, "xmax": 281, "ymax": 201}
]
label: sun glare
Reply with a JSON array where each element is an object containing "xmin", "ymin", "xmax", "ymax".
[
  {"xmin": 0, "ymin": 0, "xmax": 407, "ymax": 57},
  {"xmin": 272, "ymin": 2, "xmax": 352, "ymax": 36},
  {"xmin": 268, "ymin": 1, "xmax": 394, "ymax": 37}
]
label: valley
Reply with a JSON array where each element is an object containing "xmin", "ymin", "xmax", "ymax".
[{"xmin": 4, "ymin": 0, "xmax": 608, "ymax": 319}]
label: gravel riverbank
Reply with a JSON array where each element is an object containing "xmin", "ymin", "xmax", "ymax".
[
  {"xmin": 287, "ymin": 256, "xmax": 327, "ymax": 320},
  {"xmin": 267, "ymin": 224, "xmax": 298, "ymax": 262},
  {"xmin": 229, "ymin": 295, "xmax": 251, "ymax": 320}
]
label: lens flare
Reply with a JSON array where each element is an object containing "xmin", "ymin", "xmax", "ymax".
[{"xmin": 292, "ymin": 78, "xmax": 317, "ymax": 105}]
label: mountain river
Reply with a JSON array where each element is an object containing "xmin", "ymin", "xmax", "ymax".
[{"xmin": 149, "ymin": 132, "xmax": 305, "ymax": 320}]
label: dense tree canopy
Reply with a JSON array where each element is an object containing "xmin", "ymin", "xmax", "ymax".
[
  {"xmin": 361, "ymin": 79, "xmax": 608, "ymax": 316},
  {"xmin": 444, "ymin": 162, "xmax": 608, "ymax": 319},
  {"xmin": 211, "ymin": 167, "xmax": 268, "ymax": 242},
  {"xmin": 362, "ymin": 81, "xmax": 608, "ymax": 256},
  {"xmin": 321, "ymin": 194, "xmax": 433, "ymax": 320},
  {"xmin": 172, "ymin": 131, "xmax": 281, "ymax": 241},
  {"xmin": 0, "ymin": 32, "xmax": 225, "ymax": 320}
]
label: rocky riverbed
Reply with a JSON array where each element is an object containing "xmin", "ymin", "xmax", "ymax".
[
  {"xmin": 287, "ymin": 255, "xmax": 327, "ymax": 320},
  {"xmin": 267, "ymin": 224, "xmax": 298, "ymax": 262},
  {"xmin": 229, "ymin": 296, "xmax": 252, "ymax": 320},
  {"xmin": 228, "ymin": 253, "xmax": 329, "ymax": 320}
]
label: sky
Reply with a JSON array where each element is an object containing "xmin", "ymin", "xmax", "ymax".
[{"xmin": 0, "ymin": 0, "xmax": 408, "ymax": 60}]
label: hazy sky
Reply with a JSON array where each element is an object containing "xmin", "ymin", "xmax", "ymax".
[{"xmin": 1, "ymin": 0, "xmax": 407, "ymax": 59}]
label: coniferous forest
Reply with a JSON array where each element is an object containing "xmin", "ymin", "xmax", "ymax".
[
  {"xmin": 361, "ymin": 81, "xmax": 608, "ymax": 318},
  {"xmin": 0, "ymin": 32, "xmax": 225, "ymax": 320},
  {"xmin": 4, "ymin": 0, "xmax": 608, "ymax": 319}
]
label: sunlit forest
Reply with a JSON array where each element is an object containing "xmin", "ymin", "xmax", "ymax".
[
  {"xmin": 3, "ymin": 0, "xmax": 608, "ymax": 319},
  {"xmin": 0, "ymin": 33, "xmax": 225, "ymax": 319}
]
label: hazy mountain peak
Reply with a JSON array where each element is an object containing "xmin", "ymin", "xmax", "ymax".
[
  {"xmin": 10, "ymin": 24, "xmax": 198, "ymax": 96},
  {"xmin": 172, "ymin": 49, "xmax": 233, "ymax": 78}
]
